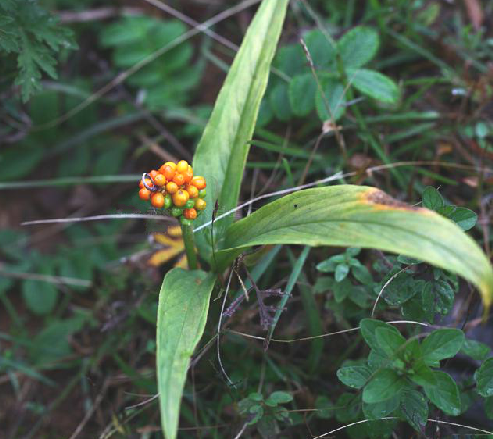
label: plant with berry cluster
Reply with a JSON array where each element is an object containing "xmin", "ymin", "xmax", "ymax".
[{"xmin": 139, "ymin": 160, "xmax": 206, "ymax": 269}]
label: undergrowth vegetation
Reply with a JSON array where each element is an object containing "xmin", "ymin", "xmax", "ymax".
[{"xmin": 1, "ymin": 1, "xmax": 493, "ymax": 438}]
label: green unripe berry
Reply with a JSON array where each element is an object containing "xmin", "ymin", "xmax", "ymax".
[
  {"xmin": 198, "ymin": 189, "xmax": 206, "ymax": 198},
  {"xmin": 180, "ymin": 217, "xmax": 192, "ymax": 227},
  {"xmin": 185, "ymin": 200, "xmax": 195, "ymax": 209},
  {"xmin": 164, "ymin": 194, "xmax": 172, "ymax": 209},
  {"xmin": 171, "ymin": 207, "xmax": 183, "ymax": 217}
]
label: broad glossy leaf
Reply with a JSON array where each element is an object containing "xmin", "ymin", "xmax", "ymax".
[
  {"xmin": 192, "ymin": 0, "xmax": 289, "ymax": 263},
  {"xmin": 215, "ymin": 186, "xmax": 493, "ymax": 308},
  {"xmin": 363, "ymin": 369, "xmax": 406, "ymax": 403},
  {"xmin": 476, "ymin": 358, "xmax": 493, "ymax": 398},
  {"xmin": 423, "ymin": 370, "xmax": 461, "ymax": 415},
  {"xmin": 157, "ymin": 269, "xmax": 216, "ymax": 439},
  {"xmin": 421, "ymin": 329, "xmax": 464, "ymax": 365}
]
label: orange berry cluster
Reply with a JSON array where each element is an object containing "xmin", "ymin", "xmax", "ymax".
[{"xmin": 139, "ymin": 160, "xmax": 207, "ymax": 226}]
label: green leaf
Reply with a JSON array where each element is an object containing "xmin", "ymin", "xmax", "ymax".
[
  {"xmin": 375, "ymin": 327, "xmax": 406, "ymax": 358},
  {"xmin": 315, "ymin": 79, "xmax": 346, "ymax": 121},
  {"xmin": 304, "ymin": 29, "xmax": 336, "ymax": 68},
  {"xmin": 363, "ymin": 394, "xmax": 401, "ymax": 419},
  {"xmin": 157, "ymin": 269, "xmax": 216, "ymax": 439},
  {"xmin": 422, "ymin": 187, "xmax": 443, "ymax": 211},
  {"xmin": 421, "ymin": 329, "xmax": 464, "ymax": 365},
  {"xmin": 423, "ymin": 371, "xmax": 461, "ymax": 416},
  {"xmin": 337, "ymin": 26, "xmax": 379, "ymax": 68},
  {"xmin": 289, "ymin": 74, "xmax": 317, "ymax": 116},
  {"xmin": 363, "ymin": 369, "xmax": 406, "ymax": 403},
  {"xmin": 21, "ymin": 262, "xmax": 58, "ymax": 315},
  {"xmin": 192, "ymin": 0, "xmax": 289, "ymax": 263},
  {"xmin": 447, "ymin": 207, "xmax": 477, "ymax": 231},
  {"xmin": 347, "ymin": 68, "xmax": 400, "ymax": 103},
  {"xmin": 265, "ymin": 391, "xmax": 293, "ymax": 406},
  {"xmin": 270, "ymin": 83, "xmax": 292, "ymax": 121},
  {"xmin": 461, "ymin": 339, "xmax": 490, "ymax": 362},
  {"xmin": 337, "ymin": 365, "xmax": 371, "ymax": 389},
  {"xmin": 476, "ymin": 358, "xmax": 493, "ymax": 398},
  {"xmin": 335, "ymin": 264, "xmax": 349, "ymax": 282},
  {"xmin": 360, "ymin": 319, "xmax": 401, "ymax": 352},
  {"xmin": 315, "ymin": 396, "xmax": 334, "ymax": 419},
  {"xmin": 400, "ymin": 389, "xmax": 428, "ymax": 431},
  {"xmin": 213, "ymin": 185, "xmax": 493, "ymax": 308}
]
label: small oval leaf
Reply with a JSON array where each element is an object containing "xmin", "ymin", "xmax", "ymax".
[{"xmin": 347, "ymin": 68, "xmax": 400, "ymax": 103}]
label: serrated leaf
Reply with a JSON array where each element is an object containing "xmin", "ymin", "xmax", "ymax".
[
  {"xmin": 423, "ymin": 371, "xmax": 461, "ymax": 416},
  {"xmin": 476, "ymin": 358, "xmax": 493, "ymax": 398},
  {"xmin": 338, "ymin": 26, "xmax": 379, "ymax": 68},
  {"xmin": 289, "ymin": 74, "xmax": 316, "ymax": 116},
  {"xmin": 421, "ymin": 329, "xmax": 464, "ymax": 365},
  {"xmin": 337, "ymin": 365, "xmax": 371, "ymax": 389},
  {"xmin": 363, "ymin": 369, "xmax": 406, "ymax": 403},
  {"xmin": 157, "ymin": 269, "xmax": 216, "ymax": 439},
  {"xmin": 347, "ymin": 68, "xmax": 400, "ymax": 103},
  {"xmin": 214, "ymin": 185, "xmax": 493, "ymax": 309},
  {"xmin": 192, "ymin": 0, "xmax": 289, "ymax": 264},
  {"xmin": 422, "ymin": 187, "xmax": 443, "ymax": 211}
]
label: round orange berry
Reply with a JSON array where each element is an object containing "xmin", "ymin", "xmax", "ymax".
[
  {"xmin": 194, "ymin": 198, "xmax": 206, "ymax": 211},
  {"xmin": 140, "ymin": 177, "xmax": 154, "ymax": 189},
  {"xmin": 139, "ymin": 188, "xmax": 151, "ymax": 201},
  {"xmin": 151, "ymin": 192, "xmax": 165, "ymax": 208},
  {"xmin": 176, "ymin": 160, "xmax": 188, "ymax": 173},
  {"xmin": 153, "ymin": 174, "xmax": 166, "ymax": 187},
  {"xmin": 150, "ymin": 170, "xmax": 159, "ymax": 180},
  {"xmin": 182, "ymin": 166, "xmax": 193, "ymax": 184},
  {"xmin": 165, "ymin": 161, "xmax": 177, "ymax": 171},
  {"xmin": 185, "ymin": 184, "xmax": 199, "ymax": 198},
  {"xmin": 172, "ymin": 189, "xmax": 189, "ymax": 207},
  {"xmin": 166, "ymin": 181, "xmax": 179, "ymax": 194},
  {"xmin": 160, "ymin": 164, "xmax": 176, "ymax": 180},
  {"xmin": 172, "ymin": 173, "xmax": 185, "ymax": 186},
  {"xmin": 184, "ymin": 208, "xmax": 197, "ymax": 220},
  {"xmin": 191, "ymin": 176, "xmax": 206, "ymax": 190}
]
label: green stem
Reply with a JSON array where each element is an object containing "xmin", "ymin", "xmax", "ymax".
[{"xmin": 181, "ymin": 223, "xmax": 198, "ymax": 270}]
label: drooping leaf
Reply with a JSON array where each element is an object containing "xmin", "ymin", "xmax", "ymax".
[
  {"xmin": 192, "ymin": 0, "xmax": 289, "ymax": 263},
  {"xmin": 399, "ymin": 389, "xmax": 428, "ymax": 431},
  {"xmin": 157, "ymin": 269, "xmax": 216, "ymax": 439},
  {"xmin": 214, "ymin": 186, "xmax": 493, "ymax": 308},
  {"xmin": 347, "ymin": 68, "xmax": 400, "ymax": 103}
]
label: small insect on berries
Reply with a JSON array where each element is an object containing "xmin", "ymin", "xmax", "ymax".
[
  {"xmin": 173, "ymin": 189, "xmax": 189, "ymax": 207},
  {"xmin": 153, "ymin": 174, "xmax": 167, "ymax": 187},
  {"xmin": 151, "ymin": 192, "xmax": 165, "ymax": 208},
  {"xmin": 184, "ymin": 208, "xmax": 197, "ymax": 220},
  {"xmin": 139, "ymin": 188, "xmax": 151, "ymax": 200},
  {"xmin": 191, "ymin": 176, "xmax": 206, "ymax": 190}
]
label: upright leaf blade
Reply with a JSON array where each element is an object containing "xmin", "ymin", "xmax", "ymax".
[
  {"xmin": 157, "ymin": 269, "xmax": 216, "ymax": 439},
  {"xmin": 192, "ymin": 0, "xmax": 289, "ymax": 262},
  {"xmin": 215, "ymin": 185, "xmax": 493, "ymax": 308}
]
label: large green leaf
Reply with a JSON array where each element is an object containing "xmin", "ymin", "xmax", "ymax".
[
  {"xmin": 192, "ymin": 0, "xmax": 289, "ymax": 263},
  {"xmin": 215, "ymin": 185, "xmax": 493, "ymax": 307},
  {"xmin": 157, "ymin": 269, "xmax": 216, "ymax": 439}
]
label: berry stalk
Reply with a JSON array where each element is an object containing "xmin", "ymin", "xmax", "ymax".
[{"xmin": 181, "ymin": 222, "xmax": 198, "ymax": 270}]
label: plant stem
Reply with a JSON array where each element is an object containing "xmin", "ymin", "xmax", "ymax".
[{"xmin": 181, "ymin": 223, "xmax": 198, "ymax": 270}]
